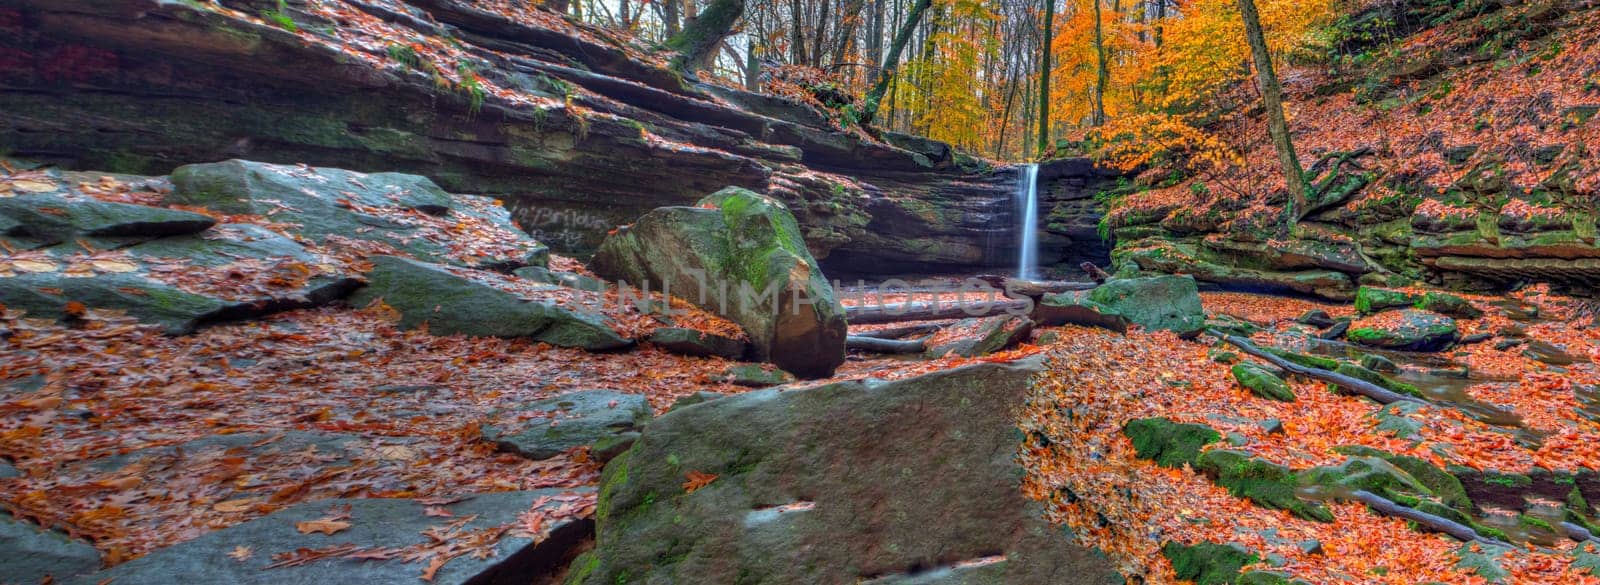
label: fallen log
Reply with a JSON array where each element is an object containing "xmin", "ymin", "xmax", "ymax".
[
  {"xmin": 844, "ymin": 299, "xmax": 1032, "ymax": 325},
  {"xmin": 1209, "ymin": 331, "xmax": 1426, "ymax": 406},
  {"xmin": 1352, "ymin": 490, "xmax": 1506, "ymax": 547},
  {"xmin": 848, "ymin": 322, "xmax": 950, "ymax": 340},
  {"xmin": 1080, "ymin": 262, "xmax": 1113, "ymax": 284},
  {"xmin": 846, "ymin": 335, "xmax": 928, "ymax": 354},
  {"xmin": 1562, "ymin": 521, "xmax": 1600, "ymax": 545},
  {"xmin": 971, "ymin": 275, "xmax": 1096, "ymax": 296}
]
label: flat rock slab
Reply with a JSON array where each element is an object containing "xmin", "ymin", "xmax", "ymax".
[
  {"xmin": 924, "ymin": 315, "xmax": 1033, "ymax": 358},
  {"xmin": 1349, "ymin": 309, "xmax": 1460, "ymax": 352},
  {"xmin": 573, "ymin": 360, "xmax": 1123, "ymax": 584},
  {"xmin": 1, "ymin": 513, "xmax": 101, "ymax": 584},
  {"xmin": 482, "ymin": 390, "xmax": 652, "ymax": 461},
  {"xmin": 73, "ymin": 489, "xmax": 594, "ymax": 585},
  {"xmin": 1034, "ymin": 275, "xmax": 1204, "ymax": 337},
  {"xmin": 166, "ymin": 160, "xmax": 546, "ymax": 269},
  {"xmin": 350, "ymin": 256, "xmax": 628, "ymax": 350},
  {"xmin": 0, "ymin": 193, "xmax": 214, "ymax": 244}
]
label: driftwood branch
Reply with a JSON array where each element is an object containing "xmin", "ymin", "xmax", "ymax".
[
  {"xmin": 1209, "ymin": 331, "xmax": 1426, "ymax": 406},
  {"xmin": 845, "ymin": 299, "xmax": 1031, "ymax": 325},
  {"xmin": 1353, "ymin": 490, "xmax": 1507, "ymax": 547},
  {"xmin": 1562, "ymin": 521, "xmax": 1600, "ymax": 545},
  {"xmin": 846, "ymin": 335, "xmax": 928, "ymax": 354},
  {"xmin": 1080, "ymin": 262, "xmax": 1112, "ymax": 284}
]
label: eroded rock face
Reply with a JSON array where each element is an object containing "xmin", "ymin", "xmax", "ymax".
[
  {"xmin": 591, "ymin": 188, "xmax": 846, "ymax": 378},
  {"xmin": 572, "ymin": 360, "xmax": 1123, "ymax": 585},
  {"xmin": 0, "ymin": 0, "xmax": 1116, "ymax": 277}
]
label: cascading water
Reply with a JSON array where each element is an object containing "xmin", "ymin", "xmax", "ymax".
[{"xmin": 1015, "ymin": 163, "xmax": 1040, "ymax": 280}]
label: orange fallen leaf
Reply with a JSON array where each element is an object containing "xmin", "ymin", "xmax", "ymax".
[
  {"xmin": 228, "ymin": 545, "xmax": 252, "ymax": 561},
  {"xmin": 683, "ymin": 470, "xmax": 718, "ymax": 493},
  {"xmin": 295, "ymin": 519, "xmax": 351, "ymax": 536},
  {"xmin": 422, "ymin": 506, "xmax": 453, "ymax": 518},
  {"xmin": 420, "ymin": 555, "xmax": 448, "ymax": 582},
  {"xmin": 213, "ymin": 498, "xmax": 261, "ymax": 513}
]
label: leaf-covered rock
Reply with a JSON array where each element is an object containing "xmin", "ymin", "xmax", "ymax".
[
  {"xmin": 1348, "ymin": 309, "xmax": 1460, "ymax": 352},
  {"xmin": 349, "ymin": 256, "xmax": 629, "ymax": 350},
  {"xmin": 482, "ymin": 390, "xmax": 652, "ymax": 462}
]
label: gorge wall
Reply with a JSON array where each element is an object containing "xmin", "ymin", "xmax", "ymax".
[{"xmin": 0, "ymin": 0, "xmax": 1116, "ymax": 279}]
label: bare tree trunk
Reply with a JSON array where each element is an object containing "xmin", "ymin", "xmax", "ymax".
[
  {"xmin": 790, "ymin": 0, "xmax": 806, "ymax": 63},
  {"xmin": 1037, "ymin": 0, "xmax": 1054, "ymax": 154},
  {"xmin": 859, "ymin": 0, "xmax": 933, "ymax": 125},
  {"xmin": 868, "ymin": 0, "xmax": 884, "ymax": 71},
  {"xmin": 745, "ymin": 37, "xmax": 762, "ymax": 89},
  {"xmin": 812, "ymin": 0, "xmax": 831, "ymax": 66},
  {"xmin": 543, "ymin": 0, "xmax": 571, "ymax": 14},
  {"xmin": 666, "ymin": 0, "xmax": 745, "ymax": 72},
  {"xmin": 1153, "ymin": 0, "xmax": 1165, "ymax": 47},
  {"xmin": 664, "ymin": 0, "xmax": 682, "ymax": 37},
  {"xmin": 1091, "ymin": 0, "xmax": 1107, "ymax": 126},
  {"xmin": 1237, "ymin": 0, "xmax": 1307, "ymax": 225}
]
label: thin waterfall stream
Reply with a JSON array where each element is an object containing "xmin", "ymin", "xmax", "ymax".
[{"xmin": 1015, "ymin": 163, "xmax": 1040, "ymax": 280}]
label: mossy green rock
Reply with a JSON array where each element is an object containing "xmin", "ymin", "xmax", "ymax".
[
  {"xmin": 719, "ymin": 364, "xmax": 795, "ymax": 387},
  {"xmin": 1232, "ymin": 363, "xmax": 1295, "ymax": 402},
  {"xmin": 1301, "ymin": 456, "xmax": 1433, "ymax": 503},
  {"xmin": 1197, "ymin": 450, "xmax": 1333, "ymax": 522},
  {"xmin": 1333, "ymin": 446, "xmax": 1471, "ymax": 511},
  {"xmin": 1123, "ymin": 417, "xmax": 1222, "ymax": 469},
  {"xmin": 1261, "ymin": 347, "xmax": 1339, "ymax": 370},
  {"xmin": 1034, "ymin": 275, "xmax": 1205, "ymax": 337},
  {"xmin": 1354, "ymin": 286, "xmax": 1481, "ymax": 318},
  {"xmin": 1354, "ymin": 287, "xmax": 1417, "ymax": 314},
  {"xmin": 591, "ymin": 187, "xmax": 847, "ymax": 378},
  {"xmin": 350, "ymin": 256, "xmax": 629, "ymax": 349},
  {"xmin": 576, "ymin": 360, "xmax": 1123, "ymax": 584},
  {"xmin": 482, "ymin": 390, "xmax": 652, "ymax": 461},
  {"xmin": 1349, "ymin": 309, "xmax": 1459, "ymax": 352},
  {"xmin": 1161, "ymin": 542, "xmax": 1258, "ymax": 585}
]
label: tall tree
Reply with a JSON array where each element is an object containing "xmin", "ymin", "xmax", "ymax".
[
  {"xmin": 1090, "ymin": 0, "xmax": 1107, "ymax": 126},
  {"xmin": 859, "ymin": 0, "xmax": 933, "ymax": 125},
  {"xmin": 1037, "ymin": 0, "xmax": 1054, "ymax": 155},
  {"xmin": 1237, "ymin": 0, "xmax": 1307, "ymax": 223}
]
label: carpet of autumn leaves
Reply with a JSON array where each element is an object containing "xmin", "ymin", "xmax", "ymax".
[{"xmin": 1020, "ymin": 289, "xmax": 1600, "ymax": 584}]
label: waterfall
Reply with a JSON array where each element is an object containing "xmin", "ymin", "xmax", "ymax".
[{"xmin": 1015, "ymin": 163, "xmax": 1040, "ymax": 280}]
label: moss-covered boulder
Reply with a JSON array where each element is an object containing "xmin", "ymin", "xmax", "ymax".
[
  {"xmin": 574, "ymin": 360, "xmax": 1123, "ymax": 585},
  {"xmin": 1161, "ymin": 542, "xmax": 1259, "ymax": 585},
  {"xmin": 1123, "ymin": 418, "xmax": 1222, "ymax": 468},
  {"xmin": 1232, "ymin": 363, "xmax": 1296, "ymax": 401},
  {"xmin": 1349, "ymin": 309, "xmax": 1460, "ymax": 352},
  {"xmin": 591, "ymin": 187, "xmax": 847, "ymax": 378},
  {"xmin": 482, "ymin": 390, "xmax": 652, "ymax": 462},
  {"xmin": 1301, "ymin": 456, "xmax": 1434, "ymax": 503},
  {"xmin": 350, "ymin": 256, "xmax": 629, "ymax": 350},
  {"xmin": 1196, "ymin": 450, "xmax": 1333, "ymax": 522},
  {"xmin": 1354, "ymin": 286, "xmax": 1481, "ymax": 318},
  {"xmin": 924, "ymin": 315, "xmax": 1034, "ymax": 358},
  {"xmin": 1334, "ymin": 446, "xmax": 1472, "ymax": 512},
  {"xmin": 1034, "ymin": 275, "xmax": 1204, "ymax": 337}
]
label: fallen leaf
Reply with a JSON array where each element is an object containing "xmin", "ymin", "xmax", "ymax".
[
  {"xmin": 90, "ymin": 260, "xmax": 140, "ymax": 273},
  {"xmin": 213, "ymin": 498, "xmax": 261, "ymax": 513},
  {"xmin": 295, "ymin": 519, "xmax": 351, "ymax": 536},
  {"xmin": 377, "ymin": 445, "xmax": 418, "ymax": 461},
  {"xmin": 10, "ymin": 179, "xmax": 55, "ymax": 192},
  {"xmin": 422, "ymin": 506, "xmax": 453, "ymax": 518},
  {"xmin": 421, "ymin": 555, "xmax": 448, "ymax": 582},
  {"xmin": 12, "ymin": 260, "xmax": 58, "ymax": 273},
  {"xmin": 228, "ymin": 545, "xmax": 252, "ymax": 561},
  {"xmin": 683, "ymin": 470, "xmax": 718, "ymax": 494}
]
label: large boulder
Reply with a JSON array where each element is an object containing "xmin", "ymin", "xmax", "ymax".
[
  {"xmin": 1034, "ymin": 275, "xmax": 1205, "ymax": 337},
  {"xmin": 166, "ymin": 160, "xmax": 547, "ymax": 269},
  {"xmin": 74, "ymin": 489, "xmax": 594, "ymax": 585},
  {"xmin": 571, "ymin": 360, "xmax": 1123, "ymax": 585},
  {"xmin": 349, "ymin": 256, "xmax": 629, "ymax": 350},
  {"xmin": 1348, "ymin": 309, "xmax": 1459, "ymax": 352},
  {"xmin": 482, "ymin": 390, "xmax": 653, "ymax": 462},
  {"xmin": 591, "ymin": 187, "xmax": 847, "ymax": 378}
]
